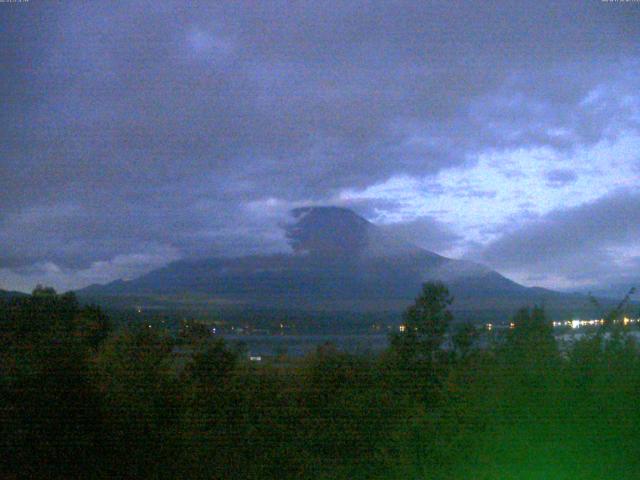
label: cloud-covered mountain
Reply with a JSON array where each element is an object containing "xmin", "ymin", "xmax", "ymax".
[
  {"xmin": 2, "ymin": 1, "xmax": 640, "ymax": 294},
  {"xmin": 78, "ymin": 207, "xmax": 601, "ymax": 322}
]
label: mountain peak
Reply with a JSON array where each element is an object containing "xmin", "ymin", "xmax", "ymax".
[
  {"xmin": 286, "ymin": 206, "xmax": 372, "ymax": 256},
  {"xmin": 290, "ymin": 206, "xmax": 370, "ymax": 223}
]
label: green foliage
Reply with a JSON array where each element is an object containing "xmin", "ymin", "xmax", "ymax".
[
  {"xmin": 504, "ymin": 306, "xmax": 559, "ymax": 370},
  {"xmin": 5, "ymin": 285, "xmax": 640, "ymax": 478},
  {"xmin": 389, "ymin": 281, "xmax": 453, "ymax": 364},
  {"xmin": 451, "ymin": 322, "xmax": 480, "ymax": 359},
  {"xmin": 185, "ymin": 338, "xmax": 238, "ymax": 384},
  {"xmin": 91, "ymin": 325, "xmax": 180, "ymax": 477},
  {"xmin": 75, "ymin": 305, "xmax": 112, "ymax": 349},
  {"xmin": 1, "ymin": 288, "xmax": 104, "ymax": 478}
]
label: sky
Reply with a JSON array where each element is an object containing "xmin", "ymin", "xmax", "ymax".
[{"xmin": 1, "ymin": 0, "xmax": 639, "ymax": 294}]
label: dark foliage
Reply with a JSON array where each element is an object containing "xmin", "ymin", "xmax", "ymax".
[
  {"xmin": 389, "ymin": 281, "xmax": 453, "ymax": 363},
  {"xmin": 1, "ymin": 288, "xmax": 109, "ymax": 478},
  {"xmin": 2, "ymin": 285, "xmax": 640, "ymax": 478}
]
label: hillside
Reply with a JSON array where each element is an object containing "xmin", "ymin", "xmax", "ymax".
[{"xmin": 77, "ymin": 207, "xmax": 602, "ymax": 322}]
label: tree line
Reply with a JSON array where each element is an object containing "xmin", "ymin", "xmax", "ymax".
[{"xmin": 2, "ymin": 282, "xmax": 640, "ymax": 479}]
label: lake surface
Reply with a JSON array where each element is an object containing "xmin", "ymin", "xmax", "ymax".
[
  {"xmin": 221, "ymin": 334, "xmax": 390, "ymax": 357},
  {"xmin": 220, "ymin": 330, "xmax": 640, "ymax": 358}
]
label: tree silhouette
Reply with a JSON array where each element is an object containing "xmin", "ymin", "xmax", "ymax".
[
  {"xmin": 390, "ymin": 281, "xmax": 453, "ymax": 365},
  {"xmin": 452, "ymin": 322, "xmax": 479, "ymax": 359}
]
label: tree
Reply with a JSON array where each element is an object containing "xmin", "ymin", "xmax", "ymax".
[
  {"xmin": 589, "ymin": 287, "xmax": 636, "ymax": 329},
  {"xmin": 390, "ymin": 281, "xmax": 453, "ymax": 365},
  {"xmin": 1, "ymin": 287, "xmax": 100, "ymax": 478},
  {"xmin": 91, "ymin": 326, "xmax": 179, "ymax": 477},
  {"xmin": 185, "ymin": 339, "xmax": 238, "ymax": 384},
  {"xmin": 32, "ymin": 284, "xmax": 58, "ymax": 297},
  {"xmin": 503, "ymin": 306, "xmax": 559, "ymax": 375},
  {"xmin": 74, "ymin": 305, "xmax": 111, "ymax": 350},
  {"xmin": 452, "ymin": 322, "xmax": 480, "ymax": 359}
]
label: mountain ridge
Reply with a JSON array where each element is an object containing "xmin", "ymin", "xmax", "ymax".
[{"xmin": 77, "ymin": 206, "xmax": 603, "ymax": 322}]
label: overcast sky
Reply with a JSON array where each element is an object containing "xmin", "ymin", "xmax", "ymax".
[{"xmin": 2, "ymin": 0, "xmax": 639, "ymax": 293}]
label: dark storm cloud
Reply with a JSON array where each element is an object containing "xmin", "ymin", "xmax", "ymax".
[
  {"xmin": 479, "ymin": 189, "xmax": 640, "ymax": 286},
  {"xmin": 1, "ymin": 0, "xmax": 640, "ymax": 289}
]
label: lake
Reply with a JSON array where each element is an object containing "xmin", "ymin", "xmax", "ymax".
[
  {"xmin": 220, "ymin": 329, "xmax": 640, "ymax": 358},
  {"xmin": 221, "ymin": 334, "xmax": 390, "ymax": 358}
]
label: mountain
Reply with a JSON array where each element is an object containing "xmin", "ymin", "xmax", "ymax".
[
  {"xmin": 77, "ymin": 206, "xmax": 603, "ymax": 323},
  {"xmin": 574, "ymin": 283, "xmax": 638, "ymax": 301},
  {"xmin": 0, "ymin": 289, "xmax": 28, "ymax": 301}
]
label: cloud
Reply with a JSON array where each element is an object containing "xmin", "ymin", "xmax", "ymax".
[
  {"xmin": 1, "ymin": 0, "xmax": 640, "ymax": 291},
  {"xmin": 377, "ymin": 216, "xmax": 463, "ymax": 255},
  {"xmin": 0, "ymin": 249, "xmax": 181, "ymax": 293},
  {"xmin": 477, "ymin": 189, "xmax": 640, "ymax": 289},
  {"xmin": 545, "ymin": 168, "xmax": 578, "ymax": 188}
]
